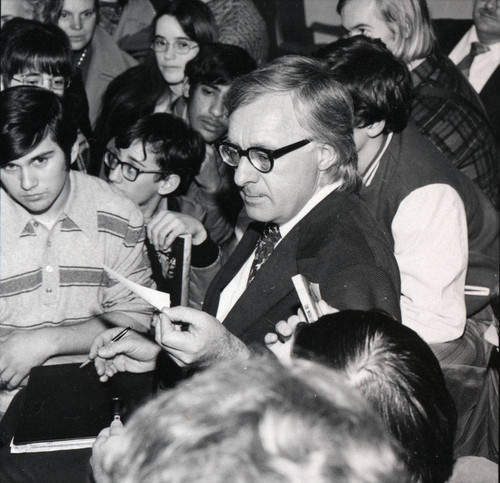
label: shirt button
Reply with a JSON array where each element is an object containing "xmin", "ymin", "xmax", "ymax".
[
  {"xmin": 33, "ymin": 222, "xmax": 39, "ymax": 228},
  {"xmin": 46, "ymin": 288, "xmax": 52, "ymax": 293},
  {"xmin": 47, "ymin": 241, "xmax": 52, "ymax": 247},
  {"xmin": 46, "ymin": 266, "xmax": 53, "ymax": 273}
]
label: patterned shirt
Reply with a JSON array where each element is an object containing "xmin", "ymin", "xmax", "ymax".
[
  {"xmin": 411, "ymin": 49, "xmax": 498, "ymax": 206},
  {"xmin": 0, "ymin": 171, "xmax": 154, "ymax": 335}
]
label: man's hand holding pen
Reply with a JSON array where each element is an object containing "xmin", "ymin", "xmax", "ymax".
[{"xmin": 87, "ymin": 327, "xmax": 161, "ymax": 382}]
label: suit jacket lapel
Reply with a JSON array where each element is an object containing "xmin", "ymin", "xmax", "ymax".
[
  {"xmin": 222, "ymin": 225, "xmax": 300, "ymax": 337},
  {"xmin": 203, "ymin": 222, "xmax": 262, "ymax": 316}
]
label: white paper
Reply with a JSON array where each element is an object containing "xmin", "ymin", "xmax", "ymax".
[{"xmin": 103, "ymin": 265, "xmax": 170, "ymax": 310}]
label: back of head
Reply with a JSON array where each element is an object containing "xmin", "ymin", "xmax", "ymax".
[
  {"xmin": 1, "ymin": 86, "xmax": 77, "ymax": 166},
  {"xmin": 315, "ymin": 36, "xmax": 412, "ymax": 133},
  {"xmin": 337, "ymin": 0, "xmax": 436, "ymax": 63},
  {"xmin": 225, "ymin": 55, "xmax": 359, "ymax": 192},
  {"xmin": 154, "ymin": 0, "xmax": 217, "ymax": 45},
  {"xmin": 102, "ymin": 356, "xmax": 408, "ymax": 483},
  {"xmin": 294, "ymin": 311, "xmax": 457, "ymax": 483},
  {"xmin": 1, "ymin": 18, "xmax": 72, "ymax": 83},
  {"xmin": 114, "ymin": 112, "xmax": 205, "ymax": 194},
  {"xmin": 185, "ymin": 43, "xmax": 257, "ymax": 94}
]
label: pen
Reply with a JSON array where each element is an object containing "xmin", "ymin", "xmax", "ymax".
[{"xmin": 79, "ymin": 326, "xmax": 133, "ymax": 369}]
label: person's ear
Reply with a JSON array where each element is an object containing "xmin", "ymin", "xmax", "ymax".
[
  {"xmin": 182, "ymin": 78, "xmax": 190, "ymax": 98},
  {"xmin": 157, "ymin": 174, "xmax": 181, "ymax": 196},
  {"xmin": 366, "ymin": 120, "xmax": 386, "ymax": 138},
  {"xmin": 317, "ymin": 143, "xmax": 338, "ymax": 171}
]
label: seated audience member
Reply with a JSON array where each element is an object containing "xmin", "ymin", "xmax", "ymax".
[
  {"xmin": 105, "ymin": 112, "xmax": 222, "ymax": 309},
  {"xmin": 93, "ymin": 0, "xmax": 217, "ymax": 174},
  {"xmin": 316, "ymin": 37, "xmax": 499, "ymax": 460},
  {"xmin": 315, "ymin": 36, "xmax": 499, "ymax": 352},
  {"xmin": 98, "ymin": 0, "xmax": 269, "ymax": 65},
  {"xmin": 177, "ymin": 43, "xmax": 257, "ymax": 244},
  {"xmin": 39, "ymin": 0, "xmax": 138, "ymax": 127},
  {"xmin": 1, "ymin": 17, "xmax": 93, "ymax": 172},
  {"xmin": 90, "ymin": 356, "xmax": 408, "ymax": 483},
  {"xmin": 446, "ymin": 0, "xmax": 500, "ymax": 144},
  {"xmin": 337, "ymin": 0, "xmax": 499, "ymax": 207},
  {"xmin": 87, "ymin": 55, "xmax": 401, "ymax": 378},
  {"xmin": 0, "ymin": 87, "xmax": 154, "ymax": 417},
  {"xmin": 291, "ymin": 310, "xmax": 457, "ymax": 483}
]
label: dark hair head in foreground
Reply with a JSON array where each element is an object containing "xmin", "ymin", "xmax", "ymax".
[{"xmin": 294, "ymin": 310, "xmax": 457, "ymax": 483}]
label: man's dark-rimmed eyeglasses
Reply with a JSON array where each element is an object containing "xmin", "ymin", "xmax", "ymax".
[
  {"xmin": 104, "ymin": 150, "xmax": 169, "ymax": 182},
  {"xmin": 217, "ymin": 139, "xmax": 311, "ymax": 173}
]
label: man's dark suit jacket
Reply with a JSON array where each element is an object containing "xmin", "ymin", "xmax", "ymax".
[
  {"xmin": 433, "ymin": 19, "xmax": 500, "ymax": 143},
  {"xmin": 203, "ymin": 189, "xmax": 402, "ymax": 346}
]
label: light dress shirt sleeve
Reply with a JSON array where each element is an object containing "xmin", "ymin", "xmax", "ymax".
[{"xmin": 392, "ymin": 184, "xmax": 468, "ymax": 344}]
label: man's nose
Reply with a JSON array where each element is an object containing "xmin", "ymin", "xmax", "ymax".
[
  {"xmin": 209, "ymin": 98, "xmax": 224, "ymax": 118},
  {"xmin": 233, "ymin": 155, "xmax": 257, "ymax": 187},
  {"xmin": 107, "ymin": 166, "xmax": 123, "ymax": 183},
  {"xmin": 20, "ymin": 168, "xmax": 38, "ymax": 191}
]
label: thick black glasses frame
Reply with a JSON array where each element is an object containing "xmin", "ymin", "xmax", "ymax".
[
  {"xmin": 217, "ymin": 138, "xmax": 311, "ymax": 173},
  {"xmin": 104, "ymin": 150, "xmax": 169, "ymax": 182}
]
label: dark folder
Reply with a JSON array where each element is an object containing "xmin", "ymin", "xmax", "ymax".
[{"xmin": 11, "ymin": 363, "xmax": 156, "ymax": 452}]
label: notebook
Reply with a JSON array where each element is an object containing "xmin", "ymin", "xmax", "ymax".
[{"xmin": 11, "ymin": 363, "xmax": 156, "ymax": 453}]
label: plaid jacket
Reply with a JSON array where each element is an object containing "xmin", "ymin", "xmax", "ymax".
[{"xmin": 411, "ymin": 50, "xmax": 498, "ymax": 207}]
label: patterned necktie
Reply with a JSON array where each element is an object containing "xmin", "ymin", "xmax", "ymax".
[
  {"xmin": 456, "ymin": 42, "xmax": 490, "ymax": 79},
  {"xmin": 247, "ymin": 223, "xmax": 281, "ymax": 286}
]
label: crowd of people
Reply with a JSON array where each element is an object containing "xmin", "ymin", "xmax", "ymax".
[{"xmin": 0, "ymin": 0, "xmax": 498, "ymax": 482}]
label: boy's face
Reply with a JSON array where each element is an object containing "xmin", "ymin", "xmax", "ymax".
[
  {"xmin": 0, "ymin": 135, "xmax": 71, "ymax": 218},
  {"xmin": 107, "ymin": 139, "xmax": 164, "ymax": 210},
  {"xmin": 187, "ymin": 83, "xmax": 230, "ymax": 144}
]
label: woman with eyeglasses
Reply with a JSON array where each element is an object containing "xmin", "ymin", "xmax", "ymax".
[
  {"xmin": 91, "ymin": 0, "xmax": 217, "ymax": 176},
  {"xmin": 0, "ymin": 17, "xmax": 92, "ymax": 172}
]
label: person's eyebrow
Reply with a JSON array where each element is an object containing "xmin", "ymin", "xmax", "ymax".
[
  {"xmin": 30, "ymin": 149, "xmax": 55, "ymax": 159},
  {"xmin": 125, "ymin": 152, "xmax": 147, "ymax": 166},
  {"xmin": 349, "ymin": 22, "xmax": 370, "ymax": 31}
]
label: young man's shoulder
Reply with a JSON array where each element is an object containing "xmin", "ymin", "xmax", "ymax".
[{"xmin": 71, "ymin": 171, "xmax": 144, "ymax": 222}]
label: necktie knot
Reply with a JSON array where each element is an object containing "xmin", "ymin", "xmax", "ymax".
[
  {"xmin": 262, "ymin": 223, "xmax": 281, "ymax": 245},
  {"xmin": 247, "ymin": 223, "xmax": 281, "ymax": 286},
  {"xmin": 470, "ymin": 42, "xmax": 490, "ymax": 57},
  {"xmin": 457, "ymin": 42, "xmax": 490, "ymax": 79}
]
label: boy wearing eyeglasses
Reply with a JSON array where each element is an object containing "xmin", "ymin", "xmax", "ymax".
[
  {"xmin": 105, "ymin": 112, "xmax": 223, "ymax": 309},
  {"xmin": 0, "ymin": 87, "xmax": 154, "ymax": 417},
  {"xmin": 1, "ymin": 17, "xmax": 93, "ymax": 172}
]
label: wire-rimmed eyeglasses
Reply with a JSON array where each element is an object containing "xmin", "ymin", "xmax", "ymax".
[
  {"xmin": 12, "ymin": 73, "xmax": 71, "ymax": 91},
  {"xmin": 151, "ymin": 37, "xmax": 199, "ymax": 55}
]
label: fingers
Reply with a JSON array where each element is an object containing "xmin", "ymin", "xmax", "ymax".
[
  {"xmin": 275, "ymin": 320, "xmax": 294, "ymax": 340},
  {"xmin": 109, "ymin": 419, "xmax": 124, "ymax": 434},
  {"xmin": 147, "ymin": 212, "xmax": 185, "ymax": 252},
  {"xmin": 264, "ymin": 332, "xmax": 278, "ymax": 346},
  {"xmin": 318, "ymin": 299, "xmax": 338, "ymax": 316},
  {"xmin": 89, "ymin": 327, "xmax": 124, "ymax": 360}
]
